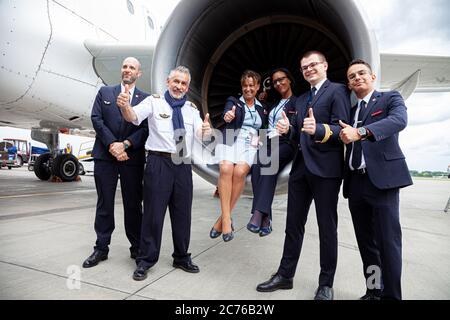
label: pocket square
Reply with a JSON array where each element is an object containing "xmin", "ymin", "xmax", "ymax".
[
  {"xmin": 371, "ymin": 110, "xmax": 383, "ymax": 117},
  {"xmin": 103, "ymin": 100, "xmax": 111, "ymax": 105}
]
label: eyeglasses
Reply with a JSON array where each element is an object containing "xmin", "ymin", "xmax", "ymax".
[
  {"xmin": 347, "ymin": 69, "xmax": 370, "ymax": 81},
  {"xmin": 300, "ymin": 61, "xmax": 324, "ymax": 72},
  {"xmin": 272, "ymin": 76, "xmax": 287, "ymax": 86}
]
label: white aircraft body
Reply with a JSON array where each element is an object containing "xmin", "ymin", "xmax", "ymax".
[{"xmin": 1, "ymin": 0, "xmax": 449, "ymax": 189}]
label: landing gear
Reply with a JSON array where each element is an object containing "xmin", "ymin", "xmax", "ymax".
[
  {"xmin": 52, "ymin": 154, "xmax": 79, "ymax": 181},
  {"xmin": 31, "ymin": 127, "xmax": 81, "ymax": 182},
  {"xmin": 34, "ymin": 153, "xmax": 52, "ymax": 180}
]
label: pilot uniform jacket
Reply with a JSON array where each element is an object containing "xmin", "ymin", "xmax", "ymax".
[
  {"xmin": 276, "ymin": 79, "xmax": 351, "ymax": 286},
  {"xmin": 250, "ymin": 96, "xmax": 298, "ymax": 218},
  {"xmin": 221, "ymin": 96, "xmax": 267, "ymax": 146},
  {"xmin": 342, "ymin": 90, "xmax": 412, "ymax": 300},
  {"xmin": 289, "ymin": 80, "xmax": 351, "ymax": 178},
  {"xmin": 343, "ymin": 90, "xmax": 413, "ymax": 197},
  {"xmin": 91, "ymin": 85, "xmax": 149, "ymax": 165},
  {"xmin": 89, "ymin": 84, "xmax": 149, "ymax": 254}
]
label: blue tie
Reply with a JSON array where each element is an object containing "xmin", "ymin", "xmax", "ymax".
[
  {"xmin": 351, "ymin": 100, "xmax": 365, "ymax": 170},
  {"xmin": 307, "ymin": 87, "xmax": 317, "ymax": 105}
]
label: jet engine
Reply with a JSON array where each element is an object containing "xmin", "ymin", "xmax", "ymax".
[{"xmin": 151, "ymin": 0, "xmax": 379, "ymax": 194}]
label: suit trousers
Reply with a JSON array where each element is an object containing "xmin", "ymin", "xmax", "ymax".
[
  {"xmin": 251, "ymin": 141, "xmax": 295, "ymax": 218},
  {"xmin": 137, "ymin": 154, "xmax": 193, "ymax": 269},
  {"xmin": 278, "ymin": 154, "xmax": 341, "ymax": 287},
  {"xmin": 93, "ymin": 160, "xmax": 144, "ymax": 253},
  {"xmin": 348, "ymin": 171, "xmax": 402, "ymax": 300}
]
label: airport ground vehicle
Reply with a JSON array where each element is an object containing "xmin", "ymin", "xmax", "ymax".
[
  {"xmin": 77, "ymin": 141, "xmax": 94, "ymax": 175},
  {"xmin": 0, "ymin": 139, "xmax": 30, "ymax": 169}
]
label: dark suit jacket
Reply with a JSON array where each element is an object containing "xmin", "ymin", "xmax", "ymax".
[
  {"xmin": 290, "ymin": 80, "xmax": 351, "ymax": 178},
  {"xmin": 267, "ymin": 96, "xmax": 298, "ymax": 145},
  {"xmin": 91, "ymin": 85, "xmax": 149, "ymax": 166},
  {"xmin": 343, "ymin": 90, "xmax": 413, "ymax": 197},
  {"xmin": 221, "ymin": 96, "xmax": 267, "ymax": 146}
]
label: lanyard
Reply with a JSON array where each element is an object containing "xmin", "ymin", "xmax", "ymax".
[
  {"xmin": 245, "ymin": 103, "xmax": 258, "ymax": 128},
  {"xmin": 271, "ymin": 98, "xmax": 290, "ymax": 127}
]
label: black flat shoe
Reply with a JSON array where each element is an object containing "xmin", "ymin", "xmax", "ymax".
[
  {"xmin": 222, "ymin": 231, "xmax": 234, "ymax": 242},
  {"xmin": 82, "ymin": 250, "xmax": 108, "ymax": 268},
  {"xmin": 173, "ymin": 260, "xmax": 200, "ymax": 273},
  {"xmin": 209, "ymin": 227, "xmax": 222, "ymax": 239},
  {"xmin": 247, "ymin": 222, "xmax": 260, "ymax": 233},
  {"xmin": 133, "ymin": 266, "xmax": 149, "ymax": 281},
  {"xmin": 259, "ymin": 218, "xmax": 272, "ymax": 237}
]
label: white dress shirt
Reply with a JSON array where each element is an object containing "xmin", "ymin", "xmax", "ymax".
[
  {"xmin": 132, "ymin": 95, "xmax": 203, "ymax": 158},
  {"xmin": 349, "ymin": 90, "xmax": 375, "ymax": 170}
]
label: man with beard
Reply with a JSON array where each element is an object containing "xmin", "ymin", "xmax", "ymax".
[
  {"xmin": 83, "ymin": 57, "xmax": 149, "ymax": 268},
  {"xmin": 117, "ymin": 66, "xmax": 212, "ymax": 280}
]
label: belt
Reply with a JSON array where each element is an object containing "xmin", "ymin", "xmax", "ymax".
[
  {"xmin": 148, "ymin": 150, "xmax": 174, "ymax": 158},
  {"xmin": 352, "ymin": 168, "xmax": 367, "ymax": 175}
]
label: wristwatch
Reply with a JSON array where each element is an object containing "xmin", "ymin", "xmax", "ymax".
[
  {"xmin": 357, "ymin": 127, "xmax": 368, "ymax": 139},
  {"xmin": 123, "ymin": 141, "xmax": 130, "ymax": 150}
]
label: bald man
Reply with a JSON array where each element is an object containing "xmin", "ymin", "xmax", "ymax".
[{"xmin": 83, "ymin": 57, "xmax": 149, "ymax": 268}]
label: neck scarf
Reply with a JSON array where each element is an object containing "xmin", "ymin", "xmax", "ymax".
[{"xmin": 164, "ymin": 90, "xmax": 187, "ymax": 142}]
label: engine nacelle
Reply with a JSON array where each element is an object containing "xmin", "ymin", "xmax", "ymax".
[{"xmin": 152, "ymin": 0, "xmax": 380, "ymax": 194}]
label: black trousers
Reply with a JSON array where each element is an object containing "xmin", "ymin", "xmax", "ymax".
[
  {"xmin": 278, "ymin": 154, "xmax": 341, "ymax": 287},
  {"xmin": 251, "ymin": 141, "xmax": 295, "ymax": 218},
  {"xmin": 137, "ymin": 154, "xmax": 193, "ymax": 269},
  {"xmin": 93, "ymin": 160, "xmax": 144, "ymax": 253},
  {"xmin": 348, "ymin": 171, "xmax": 402, "ymax": 300}
]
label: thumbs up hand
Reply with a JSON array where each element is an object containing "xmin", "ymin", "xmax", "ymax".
[
  {"xmin": 302, "ymin": 108, "xmax": 316, "ymax": 135},
  {"xmin": 202, "ymin": 113, "xmax": 212, "ymax": 136},
  {"xmin": 117, "ymin": 84, "xmax": 131, "ymax": 109},
  {"xmin": 339, "ymin": 120, "xmax": 359, "ymax": 144},
  {"xmin": 276, "ymin": 111, "xmax": 290, "ymax": 135},
  {"xmin": 224, "ymin": 106, "xmax": 236, "ymax": 123}
]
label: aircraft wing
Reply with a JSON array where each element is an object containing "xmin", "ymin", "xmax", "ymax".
[
  {"xmin": 380, "ymin": 53, "xmax": 450, "ymax": 99},
  {"xmin": 84, "ymin": 40, "xmax": 154, "ymax": 93}
]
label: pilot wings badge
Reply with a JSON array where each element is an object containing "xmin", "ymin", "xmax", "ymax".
[{"xmin": 159, "ymin": 113, "xmax": 170, "ymax": 119}]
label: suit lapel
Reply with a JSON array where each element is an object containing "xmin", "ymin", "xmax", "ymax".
[
  {"xmin": 360, "ymin": 91, "xmax": 381, "ymax": 124},
  {"xmin": 113, "ymin": 84, "xmax": 121, "ymax": 96},
  {"xmin": 131, "ymin": 88, "xmax": 142, "ymax": 106},
  {"xmin": 303, "ymin": 79, "xmax": 329, "ymax": 118},
  {"xmin": 311, "ymin": 79, "xmax": 329, "ymax": 106}
]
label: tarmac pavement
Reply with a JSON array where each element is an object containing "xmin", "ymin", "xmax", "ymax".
[{"xmin": 0, "ymin": 166, "xmax": 449, "ymax": 300}]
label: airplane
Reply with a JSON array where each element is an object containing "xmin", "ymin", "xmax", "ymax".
[{"xmin": 1, "ymin": 0, "xmax": 449, "ymax": 193}]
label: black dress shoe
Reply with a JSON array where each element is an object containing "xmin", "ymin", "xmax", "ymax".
[
  {"xmin": 82, "ymin": 250, "xmax": 108, "ymax": 268},
  {"xmin": 314, "ymin": 286, "xmax": 334, "ymax": 300},
  {"xmin": 173, "ymin": 260, "xmax": 200, "ymax": 273},
  {"xmin": 360, "ymin": 292, "xmax": 381, "ymax": 300},
  {"xmin": 256, "ymin": 273, "xmax": 293, "ymax": 292},
  {"xmin": 133, "ymin": 266, "xmax": 149, "ymax": 281}
]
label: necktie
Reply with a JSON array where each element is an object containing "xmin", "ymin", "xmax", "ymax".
[
  {"xmin": 307, "ymin": 87, "xmax": 317, "ymax": 105},
  {"xmin": 351, "ymin": 100, "xmax": 365, "ymax": 170}
]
